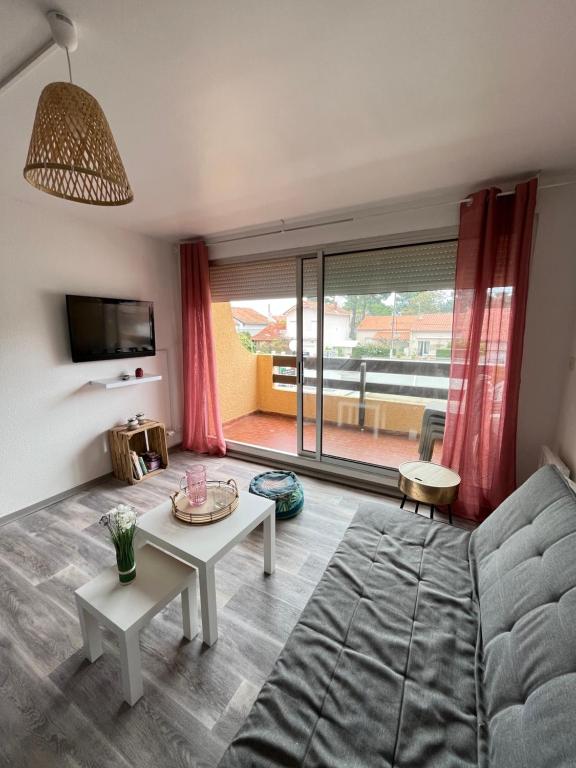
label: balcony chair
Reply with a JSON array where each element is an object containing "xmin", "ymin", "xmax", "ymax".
[{"xmin": 418, "ymin": 403, "xmax": 446, "ymax": 461}]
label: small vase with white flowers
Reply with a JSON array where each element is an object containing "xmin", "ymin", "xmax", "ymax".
[{"xmin": 100, "ymin": 504, "xmax": 137, "ymax": 585}]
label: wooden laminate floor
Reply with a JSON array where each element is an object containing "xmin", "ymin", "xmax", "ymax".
[{"xmin": 0, "ymin": 450, "xmax": 467, "ymax": 768}]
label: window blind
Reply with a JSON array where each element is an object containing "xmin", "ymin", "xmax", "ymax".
[
  {"xmin": 302, "ymin": 257, "xmax": 318, "ymax": 298},
  {"xmin": 210, "ymin": 258, "xmax": 295, "ymax": 301},
  {"xmin": 210, "ymin": 257, "xmax": 318, "ymax": 301},
  {"xmin": 209, "ymin": 240, "xmax": 456, "ymax": 302},
  {"xmin": 324, "ymin": 241, "xmax": 457, "ymax": 296}
]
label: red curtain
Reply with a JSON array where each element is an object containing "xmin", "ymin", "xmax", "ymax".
[
  {"xmin": 181, "ymin": 241, "xmax": 226, "ymax": 456},
  {"xmin": 441, "ymin": 179, "xmax": 537, "ymax": 522}
]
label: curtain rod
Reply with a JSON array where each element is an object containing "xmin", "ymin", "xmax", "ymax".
[{"xmin": 181, "ymin": 177, "xmax": 574, "ymax": 247}]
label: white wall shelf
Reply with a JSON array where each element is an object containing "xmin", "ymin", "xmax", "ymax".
[{"xmin": 89, "ymin": 374, "xmax": 162, "ymax": 390}]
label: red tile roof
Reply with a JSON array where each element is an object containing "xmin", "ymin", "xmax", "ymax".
[
  {"xmin": 232, "ymin": 307, "xmax": 269, "ymax": 325},
  {"xmin": 357, "ymin": 313, "xmax": 453, "ymax": 333},
  {"xmin": 252, "ymin": 320, "xmax": 287, "ymax": 341},
  {"xmin": 374, "ymin": 329, "xmax": 410, "ymax": 341},
  {"xmin": 360, "ymin": 309, "xmax": 512, "ymax": 343},
  {"xmin": 284, "ymin": 301, "xmax": 350, "ymax": 316}
]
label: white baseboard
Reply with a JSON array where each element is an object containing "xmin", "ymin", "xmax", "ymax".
[
  {"xmin": 1, "ymin": 443, "xmax": 184, "ymax": 527},
  {"xmin": 0, "ymin": 472, "xmax": 113, "ymax": 527}
]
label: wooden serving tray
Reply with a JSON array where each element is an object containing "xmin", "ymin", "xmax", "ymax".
[{"xmin": 170, "ymin": 479, "xmax": 239, "ymax": 525}]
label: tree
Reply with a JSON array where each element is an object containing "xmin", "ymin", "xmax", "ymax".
[
  {"xmin": 238, "ymin": 331, "xmax": 255, "ymax": 353},
  {"xmin": 396, "ymin": 290, "xmax": 454, "ymax": 315},
  {"xmin": 254, "ymin": 339, "xmax": 291, "ymax": 355},
  {"xmin": 352, "ymin": 341, "xmax": 391, "ymax": 358},
  {"xmin": 329, "ymin": 294, "xmax": 393, "ymax": 338}
]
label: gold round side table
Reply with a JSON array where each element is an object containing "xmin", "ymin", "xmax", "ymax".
[{"xmin": 398, "ymin": 460, "xmax": 461, "ymax": 525}]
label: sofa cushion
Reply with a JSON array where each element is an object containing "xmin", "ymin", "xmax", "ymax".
[
  {"xmin": 219, "ymin": 502, "xmax": 477, "ymax": 767},
  {"xmin": 469, "ymin": 465, "xmax": 576, "ymax": 768}
]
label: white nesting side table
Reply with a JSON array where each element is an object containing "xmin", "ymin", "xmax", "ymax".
[
  {"xmin": 74, "ymin": 544, "xmax": 198, "ymax": 706},
  {"xmin": 137, "ymin": 491, "xmax": 275, "ymax": 647}
]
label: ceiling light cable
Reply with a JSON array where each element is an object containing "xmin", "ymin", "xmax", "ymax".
[{"xmin": 65, "ymin": 47, "xmax": 72, "ymax": 84}]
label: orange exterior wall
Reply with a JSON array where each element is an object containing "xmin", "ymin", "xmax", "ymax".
[
  {"xmin": 211, "ymin": 302, "xmax": 258, "ymax": 423},
  {"xmin": 256, "ymin": 354, "xmax": 426, "ymax": 434},
  {"xmin": 256, "ymin": 355, "xmax": 297, "ymax": 416},
  {"xmin": 213, "ymin": 309, "xmax": 428, "ymax": 435}
]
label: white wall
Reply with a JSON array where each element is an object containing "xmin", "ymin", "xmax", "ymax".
[
  {"xmin": 285, "ymin": 307, "xmax": 350, "ymax": 347},
  {"xmin": 0, "ymin": 196, "xmax": 182, "ymax": 518},
  {"xmin": 517, "ymin": 186, "xmax": 576, "ymax": 480},
  {"xmin": 554, "ymin": 312, "xmax": 576, "ymax": 476},
  {"xmin": 209, "ymin": 183, "xmax": 576, "ymax": 484},
  {"xmin": 325, "ymin": 314, "xmax": 351, "ymax": 345}
]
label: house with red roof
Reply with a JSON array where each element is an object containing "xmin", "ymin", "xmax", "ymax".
[
  {"xmin": 284, "ymin": 301, "xmax": 352, "ymax": 353},
  {"xmin": 231, "ymin": 306, "xmax": 270, "ymax": 336},
  {"xmin": 357, "ymin": 313, "xmax": 453, "ymax": 357},
  {"xmin": 252, "ymin": 317, "xmax": 287, "ymax": 343}
]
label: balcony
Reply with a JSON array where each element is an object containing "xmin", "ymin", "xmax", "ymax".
[
  {"xmin": 223, "ymin": 411, "xmax": 443, "ymax": 466},
  {"xmin": 213, "ymin": 302, "xmax": 447, "ymax": 469}
]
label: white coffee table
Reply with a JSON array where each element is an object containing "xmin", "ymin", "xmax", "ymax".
[{"xmin": 137, "ymin": 490, "xmax": 275, "ymax": 646}]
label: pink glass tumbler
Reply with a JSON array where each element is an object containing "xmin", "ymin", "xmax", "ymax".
[{"xmin": 184, "ymin": 465, "xmax": 207, "ymax": 507}]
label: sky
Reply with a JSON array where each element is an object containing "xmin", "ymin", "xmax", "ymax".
[
  {"xmin": 232, "ymin": 298, "xmax": 302, "ymax": 316},
  {"xmin": 230, "ymin": 290, "xmax": 453, "ymax": 318},
  {"xmin": 232, "ymin": 292, "xmax": 396, "ymax": 318}
]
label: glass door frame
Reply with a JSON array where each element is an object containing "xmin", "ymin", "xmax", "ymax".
[
  {"xmin": 269, "ymin": 225, "xmax": 458, "ymax": 478},
  {"xmin": 296, "ymin": 251, "xmax": 324, "ymax": 460},
  {"xmin": 294, "ymin": 250, "xmax": 397, "ymax": 480}
]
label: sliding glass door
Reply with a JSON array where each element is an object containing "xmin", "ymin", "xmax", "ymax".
[
  {"xmin": 295, "ymin": 241, "xmax": 457, "ymax": 471},
  {"xmin": 211, "ymin": 237, "xmax": 456, "ymax": 473}
]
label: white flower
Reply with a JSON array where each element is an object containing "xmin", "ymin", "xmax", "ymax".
[{"xmin": 108, "ymin": 504, "xmax": 137, "ymax": 531}]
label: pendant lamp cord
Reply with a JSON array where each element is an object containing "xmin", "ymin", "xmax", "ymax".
[{"xmin": 65, "ymin": 47, "xmax": 73, "ymax": 84}]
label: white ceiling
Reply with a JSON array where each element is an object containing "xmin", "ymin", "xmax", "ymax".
[{"xmin": 1, "ymin": 0, "xmax": 576, "ymax": 240}]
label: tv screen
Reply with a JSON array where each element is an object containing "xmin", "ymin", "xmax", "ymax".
[{"xmin": 66, "ymin": 295, "xmax": 156, "ymax": 363}]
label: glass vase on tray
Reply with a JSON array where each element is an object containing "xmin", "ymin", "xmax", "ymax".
[{"xmin": 183, "ymin": 464, "xmax": 207, "ymax": 506}]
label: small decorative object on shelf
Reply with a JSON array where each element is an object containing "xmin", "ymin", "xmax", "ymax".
[
  {"xmin": 100, "ymin": 504, "xmax": 137, "ymax": 584},
  {"xmin": 183, "ymin": 464, "xmax": 208, "ymax": 506},
  {"xmin": 136, "ymin": 412, "xmax": 146, "ymax": 425},
  {"xmin": 126, "ymin": 416, "xmax": 138, "ymax": 430},
  {"xmin": 171, "ymin": 479, "xmax": 239, "ymax": 524},
  {"xmin": 142, "ymin": 450, "xmax": 162, "ymax": 471},
  {"xmin": 135, "ymin": 367, "xmax": 144, "ymax": 378},
  {"xmin": 120, "ymin": 374, "xmax": 130, "ymax": 381}
]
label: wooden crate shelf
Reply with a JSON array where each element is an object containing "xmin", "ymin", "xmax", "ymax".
[{"xmin": 108, "ymin": 420, "xmax": 168, "ymax": 485}]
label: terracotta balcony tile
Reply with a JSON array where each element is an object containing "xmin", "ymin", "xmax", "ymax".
[{"xmin": 223, "ymin": 412, "xmax": 442, "ymax": 468}]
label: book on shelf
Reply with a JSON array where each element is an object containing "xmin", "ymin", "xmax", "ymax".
[
  {"xmin": 138, "ymin": 456, "xmax": 148, "ymax": 475},
  {"xmin": 130, "ymin": 450, "xmax": 143, "ymax": 480}
]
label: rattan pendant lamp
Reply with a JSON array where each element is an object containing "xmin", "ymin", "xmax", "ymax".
[{"xmin": 23, "ymin": 11, "xmax": 133, "ymax": 206}]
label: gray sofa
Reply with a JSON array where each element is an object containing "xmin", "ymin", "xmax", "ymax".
[{"xmin": 219, "ymin": 465, "xmax": 576, "ymax": 767}]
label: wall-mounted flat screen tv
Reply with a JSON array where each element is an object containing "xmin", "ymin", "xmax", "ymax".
[{"xmin": 66, "ymin": 295, "xmax": 156, "ymax": 363}]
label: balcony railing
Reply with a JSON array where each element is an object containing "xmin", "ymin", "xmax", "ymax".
[
  {"xmin": 273, "ymin": 355, "xmax": 450, "ymax": 399},
  {"xmin": 273, "ymin": 355, "xmax": 449, "ymax": 430}
]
